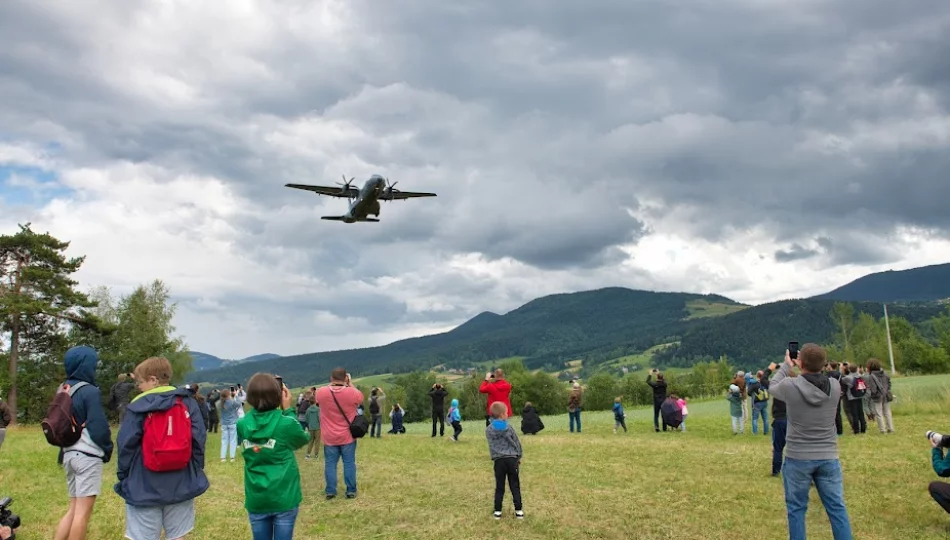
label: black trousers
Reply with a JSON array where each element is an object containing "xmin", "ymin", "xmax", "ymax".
[
  {"xmin": 208, "ymin": 418, "xmax": 219, "ymax": 433},
  {"xmin": 653, "ymin": 402, "xmax": 667, "ymax": 431},
  {"xmin": 493, "ymin": 457, "xmax": 522, "ymax": 512},
  {"xmin": 930, "ymin": 482, "xmax": 950, "ymax": 513},
  {"xmin": 834, "ymin": 399, "xmax": 843, "ymax": 435},
  {"xmin": 452, "ymin": 420, "xmax": 462, "ymax": 439},
  {"xmin": 847, "ymin": 399, "xmax": 866, "ymax": 433},
  {"xmin": 486, "ymin": 415, "xmax": 492, "ymax": 426},
  {"xmin": 432, "ymin": 409, "xmax": 444, "ymax": 436}
]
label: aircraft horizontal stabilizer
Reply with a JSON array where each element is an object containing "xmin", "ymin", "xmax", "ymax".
[
  {"xmin": 320, "ymin": 216, "xmax": 347, "ymax": 221},
  {"xmin": 320, "ymin": 216, "xmax": 380, "ymax": 223}
]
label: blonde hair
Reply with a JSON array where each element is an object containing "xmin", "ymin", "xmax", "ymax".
[
  {"xmin": 134, "ymin": 357, "xmax": 172, "ymax": 385},
  {"xmin": 490, "ymin": 401, "xmax": 508, "ymax": 419},
  {"xmin": 614, "ymin": 396, "xmax": 622, "ymax": 403}
]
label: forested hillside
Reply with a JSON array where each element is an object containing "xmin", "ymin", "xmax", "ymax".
[
  {"xmin": 814, "ymin": 263, "xmax": 950, "ymax": 302},
  {"xmin": 187, "ymin": 289, "xmax": 744, "ymax": 386},
  {"xmin": 652, "ymin": 299, "xmax": 946, "ymax": 369}
]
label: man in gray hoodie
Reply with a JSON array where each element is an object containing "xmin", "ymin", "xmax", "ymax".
[{"xmin": 770, "ymin": 343, "xmax": 853, "ymax": 540}]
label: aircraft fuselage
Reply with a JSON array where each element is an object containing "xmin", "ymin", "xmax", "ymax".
[{"xmin": 340, "ymin": 175, "xmax": 386, "ymax": 223}]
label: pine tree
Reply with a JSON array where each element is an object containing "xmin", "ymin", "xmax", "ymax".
[{"xmin": 0, "ymin": 224, "xmax": 95, "ymax": 424}]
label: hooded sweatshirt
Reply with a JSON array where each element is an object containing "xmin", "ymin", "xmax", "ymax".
[
  {"xmin": 646, "ymin": 375, "xmax": 667, "ymax": 403},
  {"xmin": 769, "ymin": 363, "xmax": 841, "ymax": 460},
  {"xmin": 237, "ymin": 407, "xmax": 309, "ymax": 514},
  {"xmin": 114, "ymin": 386, "xmax": 210, "ymax": 506},
  {"xmin": 520, "ymin": 404, "xmax": 543, "ymax": 434},
  {"xmin": 448, "ymin": 398, "xmax": 461, "ymax": 422},
  {"xmin": 62, "ymin": 346, "xmax": 113, "ymax": 463},
  {"xmin": 868, "ymin": 370, "xmax": 891, "ymax": 401},
  {"xmin": 486, "ymin": 419, "xmax": 523, "ymax": 460}
]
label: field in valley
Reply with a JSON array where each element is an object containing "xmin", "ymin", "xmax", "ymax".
[{"xmin": 2, "ymin": 374, "xmax": 950, "ymax": 539}]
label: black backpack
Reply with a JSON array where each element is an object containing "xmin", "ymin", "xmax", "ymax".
[
  {"xmin": 41, "ymin": 382, "xmax": 89, "ymax": 447},
  {"xmin": 851, "ymin": 376, "xmax": 867, "ymax": 398},
  {"xmin": 369, "ymin": 396, "xmax": 380, "ymax": 415},
  {"xmin": 330, "ymin": 391, "xmax": 368, "ymax": 438}
]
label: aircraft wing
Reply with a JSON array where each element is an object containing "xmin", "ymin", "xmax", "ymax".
[
  {"xmin": 380, "ymin": 190, "xmax": 437, "ymax": 201},
  {"xmin": 285, "ymin": 183, "xmax": 358, "ymax": 198}
]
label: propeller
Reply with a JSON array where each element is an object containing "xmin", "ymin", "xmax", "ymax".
[
  {"xmin": 384, "ymin": 177, "xmax": 400, "ymax": 200},
  {"xmin": 336, "ymin": 175, "xmax": 356, "ymax": 196}
]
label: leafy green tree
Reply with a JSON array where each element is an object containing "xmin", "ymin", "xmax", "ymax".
[
  {"xmin": 581, "ymin": 372, "xmax": 619, "ymax": 411},
  {"xmin": 0, "ymin": 224, "xmax": 97, "ymax": 423},
  {"xmin": 830, "ymin": 302, "xmax": 855, "ymax": 363}
]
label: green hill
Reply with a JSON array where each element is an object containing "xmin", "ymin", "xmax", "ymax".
[
  {"xmin": 186, "ymin": 288, "xmax": 745, "ymax": 386},
  {"xmin": 813, "ymin": 262, "xmax": 950, "ymax": 302}
]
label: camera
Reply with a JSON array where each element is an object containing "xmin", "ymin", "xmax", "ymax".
[
  {"xmin": 0, "ymin": 497, "xmax": 20, "ymax": 538},
  {"xmin": 927, "ymin": 431, "xmax": 950, "ymax": 448}
]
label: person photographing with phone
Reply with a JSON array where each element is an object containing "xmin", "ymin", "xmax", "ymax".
[
  {"xmin": 237, "ymin": 373, "xmax": 309, "ymax": 539},
  {"xmin": 480, "ymin": 369, "xmax": 512, "ymax": 426},
  {"xmin": 769, "ymin": 342, "xmax": 854, "ymax": 540}
]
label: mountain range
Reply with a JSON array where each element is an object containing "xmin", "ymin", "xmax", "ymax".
[
  {"xmin": 190, "ymin": 352, "xmax": 282, "ymax": 371},
  {"xmin": 186, "ymin": 262, "xmax": 950, "ymax": 386}
]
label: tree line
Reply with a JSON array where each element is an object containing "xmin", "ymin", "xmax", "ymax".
[{"xmin": 0, "ymin": 224, "xmax": 190, "ymax": 424}]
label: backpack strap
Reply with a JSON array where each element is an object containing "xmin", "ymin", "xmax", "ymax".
[
  {"xmin": 329, "ymin": 389, "xmax": 353, "ymax": 424},
  {"xmin": 67, "ymin": 381, "xmax": 89, "ymax": 396}
]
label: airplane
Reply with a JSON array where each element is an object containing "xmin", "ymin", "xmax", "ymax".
[{"xmin": 284, "ymin": 174, "xmax": 436, "ymax": 223}]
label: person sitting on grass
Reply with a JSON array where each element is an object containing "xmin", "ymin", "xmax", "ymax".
[
  {"xmin": 926, "ymin": 431, "xmax": 950, "ymax": 514},
  {"xmin": 520, "ymin": 402, "xmax": 544, "ymax": 435},
  {"xmin": 238, "ymin": 373, "xmax": 309, "ymax": 539},
  {"xmin": 486, "ymin": 401, "xmax": 524, "ymax": 520},
  {"xmin": 389, "ymin": 404, "xmax": 406, "ymax": 434}
]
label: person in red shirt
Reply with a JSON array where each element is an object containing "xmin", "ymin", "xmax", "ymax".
[
  {"xmin": 479, "ymin": 369, "xmax": 513, "ymax": 426},
  {"xmin": 315, "ymin": 368, "xmax": 364, "ymax": 500}
]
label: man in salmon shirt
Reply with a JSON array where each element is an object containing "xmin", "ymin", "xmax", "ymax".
[
  {"xmin": 479, "ymin": 368, "xmax": 512, "ymax": 426},
  {"xmin": 316, "ymin": 368, "xmax": 365, "ymax": 500}
]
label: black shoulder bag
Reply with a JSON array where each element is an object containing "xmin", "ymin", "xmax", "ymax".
[{"xmin": 330, "ymin": 389, "xmax": 369, "ymax": 439}]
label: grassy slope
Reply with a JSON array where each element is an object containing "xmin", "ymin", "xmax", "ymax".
[
  {"xmin": 3, "ymin": 375, "xmax": 948, "ymax": 539},
  {"xmin": 684, "ymin": 299, "xmax": 750, "ymax": 319}
]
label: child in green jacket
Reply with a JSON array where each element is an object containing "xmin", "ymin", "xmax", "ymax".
[
  {"xmin": 727, "ymin": 384, "xmax": 744, "ymax": 434},
  {"xmin": 237, "ymin": 373, "xmax": 309, "ymax": 539}
]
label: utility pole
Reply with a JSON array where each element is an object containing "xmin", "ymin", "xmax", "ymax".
[{"xmin": 884, "ymin": 303, "xmax": 896, "ymax": 375}]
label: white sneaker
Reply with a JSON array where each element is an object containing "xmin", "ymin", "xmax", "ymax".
[
  {"xmin": 221, "ymin": 458, "xmax": 226, "ymax": 463},
  {"xmin": 515, "ymin": 510, "xmax": 525, "ymax": 519},
  {"xmin": 493, "ymin": 511, "xmax": 502, "ymax": 520}
]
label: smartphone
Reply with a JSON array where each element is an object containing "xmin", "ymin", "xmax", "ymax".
[
  {"xmin": 274, "ymin": 375, "xmax": 283, "ymax": 388},
  {"xmin": 788, "ymin": 341, "xmax": 799, "ymax": 360}
]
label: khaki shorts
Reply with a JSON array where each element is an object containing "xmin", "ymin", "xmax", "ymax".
[
  {"xmin": 125, "ymin": 499, "xmax": 195, "ymax": 540},
  {"xmin": 63, "ymin": 451, "xmax": 103, "ymax": 498}
]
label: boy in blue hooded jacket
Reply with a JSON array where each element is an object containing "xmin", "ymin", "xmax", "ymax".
[
  {"xmin": 448, "ymin": 398, "xmax": 462, "ymax": 441},
  {"xmin": 114, "ymin": 356, "xmax": 209, "ymax": 540},
  {"xmin": 55, "ymin": 346, "xmax": 113, "ymax": 540}
]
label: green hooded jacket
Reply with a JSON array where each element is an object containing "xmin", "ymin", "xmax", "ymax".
[{"xmin": 237, "ymin": 407, "xmax": 309, "ymax": 514}]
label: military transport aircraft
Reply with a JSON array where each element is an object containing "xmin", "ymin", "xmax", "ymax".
[{"xmin": 285, "ymin": 174, "xmax": 437, "ymax": 223}]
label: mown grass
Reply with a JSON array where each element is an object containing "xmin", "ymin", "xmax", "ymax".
[{"xmin": 2, "ymin": 375, "xmax": 950, "ymax": 539}]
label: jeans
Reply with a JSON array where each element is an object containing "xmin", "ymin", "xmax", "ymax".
[
  {"xmin": 432, "ymin": 410, "xmax": 444, "ymax": 437},
  {"xmin": 752, "ymin": 402, "xmax": 769, "ymax": 435},
  {"xmin": 782, "ymin": 458, "xmax": 853, "ymax": 540},
  {"xmin": 493, "ymin": 457, "xmax": 522, "ymax": 512},
  {"xmin": 248, "ymin": 506, "xmax": 299, "ymax": 540},
  {"xmin": 731, "ymin": 415, "xmax": 744, "ymax": 434},
  {"xmin": 324, "ymin": 442, "xmax": 357, "ymax": 496},
  {"xmin": 569, "ymin": 408, "xmax": 582, "ymax": 432},
  {"xmin": 772, "ymin": 419, "xmax": 787, "ymax": 475},
  {"xmin": 371, "ymin": 414, "xmax": 383, "ymax": 438},
  {"xmin": 221, "ymin": 424, "xmax": 237, "ymax": 459},
  {"xmin": 680, "ymin": 415, "xmax": 687, "ymax": 432}
]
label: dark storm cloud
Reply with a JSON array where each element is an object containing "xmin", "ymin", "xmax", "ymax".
[{"xmin": 774, "ymin": 244, "xmax": 819, "ymax": 263}]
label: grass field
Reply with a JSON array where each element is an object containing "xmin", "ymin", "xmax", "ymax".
[{"xmin": 3, "ymin": 375, "xmax": 950, "ymax": 539}]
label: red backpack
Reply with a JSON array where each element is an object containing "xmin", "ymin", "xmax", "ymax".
[
  {"xmin": 142, "ymin": 397, "xmax": 192, "ymax": 472},
  {"xmin": 42, "ymin": 382, "xmax": 90, "ymax": 447}
]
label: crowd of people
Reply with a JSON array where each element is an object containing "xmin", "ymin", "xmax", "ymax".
[{"xmin": 6, "ymin": 341, "xmax": 949, "ymax": 539}]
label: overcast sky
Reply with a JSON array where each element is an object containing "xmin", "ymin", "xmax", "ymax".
[{"xmin": 2, "ymin": 1, "xmax": 949, "ymax": 359}]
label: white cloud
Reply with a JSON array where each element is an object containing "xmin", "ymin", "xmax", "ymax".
[{"xmin": 1, "ymin": 0, "xmax": 949, "ymax": 358}]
